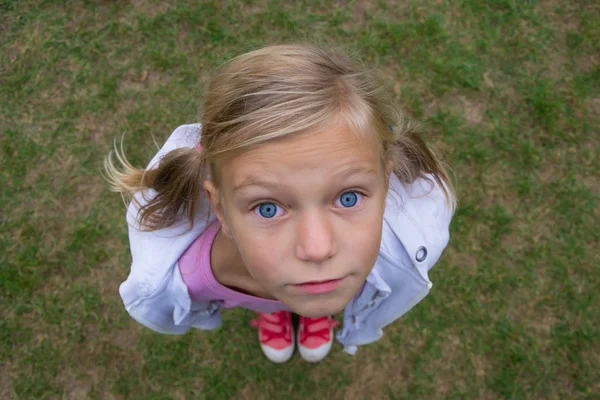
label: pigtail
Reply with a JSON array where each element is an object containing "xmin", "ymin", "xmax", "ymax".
[
  {"xmin": 104, "ymin": 144, "xmax": 209, "ymax": 231},
  {"xmin": 389, "ymin": 121, "xmax": 456, "ymax": 212}
]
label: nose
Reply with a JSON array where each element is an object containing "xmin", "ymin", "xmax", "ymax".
[{"xmin": 295, "ymin": 210, "xmax": 337, "ymax": 263}]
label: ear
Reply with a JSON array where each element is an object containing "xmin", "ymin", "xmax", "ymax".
[{"xmin": 203, "ymin": 180, "xmax": 234, "ymax": 238}]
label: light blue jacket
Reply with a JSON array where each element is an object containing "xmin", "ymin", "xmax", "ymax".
[{"xmin": 119, "ymin": 124, "xmax": 454, "ymax": 354}]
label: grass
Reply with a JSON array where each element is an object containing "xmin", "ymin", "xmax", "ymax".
[{"xmin": 1, "ymin": 0, "xmax": 598, "ymax": 399}]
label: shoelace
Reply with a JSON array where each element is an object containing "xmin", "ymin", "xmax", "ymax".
[
  {"xmin": 299, "ymin": 316, "xmax": 340, "ymax": 343},
  {"xmin": 250, "ymin": 311, "xmax": 291, "ymax": 344}
]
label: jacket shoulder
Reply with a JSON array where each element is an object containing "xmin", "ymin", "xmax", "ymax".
[
  {"xmin": 382, "ymin": 173, "xmax": 454, "ymax": 272},
  {"xmin": 122, "ymin": 123, "xmax": 213, "ymax": 300},
  {"xmin": 144, "ymin": 123, "xmax": 202, "ymax": 170}
]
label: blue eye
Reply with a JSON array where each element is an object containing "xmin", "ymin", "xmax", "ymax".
[
  {"xmin": 337, "ymin": 191, "xmax": 361, "ymax": 208},
  {"xmin": 256, "ymin": 202, "xmax": 280, "ymax": 218}
]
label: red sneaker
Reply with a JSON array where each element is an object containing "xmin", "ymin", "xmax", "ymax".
[
  {"xmin": 250, "ymin": 311, "xmax": 294, "ymax": 363},
  {"xmin": 297, "ymin": 316, "xmax": 339, "ymax": 362}
]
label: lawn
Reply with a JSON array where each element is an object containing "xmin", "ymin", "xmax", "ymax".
[{"xmin": 1, "ymin": 0, "xmax": 598, "ymax": 399}]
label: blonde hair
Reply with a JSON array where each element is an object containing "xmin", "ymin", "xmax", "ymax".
[{"xmin": 104, "ymin": 42, "xmax": 456, "ymax": 231}]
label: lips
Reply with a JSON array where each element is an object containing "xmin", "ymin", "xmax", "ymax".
[{"xmin": 292, "ymin": 278, "xmax": 344, "ymax": 294}]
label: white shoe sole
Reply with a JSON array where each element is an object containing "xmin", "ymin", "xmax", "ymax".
[
  {"xmin": 297, "ymin": 327, "xmax": 334, "ymax": 363},
  {"xmin": 260, "ymin": 342, "xmax": 294, "ymax": 363}
]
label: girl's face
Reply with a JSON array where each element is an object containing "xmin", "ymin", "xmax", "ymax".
[{"xmin": 206, "ymin": 121, "xmax": 390, "ymax": 317}]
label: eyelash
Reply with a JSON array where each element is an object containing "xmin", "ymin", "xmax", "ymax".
[{"xmin": 251, "ymin": 190, "xmax": 366, "ymax": 219}]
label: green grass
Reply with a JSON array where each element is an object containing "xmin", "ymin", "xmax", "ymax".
[{"xmin": 1, "ymin": 0, "xmax": 598, "ymax": 399}]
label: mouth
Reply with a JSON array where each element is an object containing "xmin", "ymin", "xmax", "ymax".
[{"xmin": 292, "ymin": 277, "xmax": 345, "ymax": 294}]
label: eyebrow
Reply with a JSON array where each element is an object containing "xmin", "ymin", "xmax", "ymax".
[
  {"xmin": 233, "ymin": 176, "xmax": 283, "ymax": 193},
  {"xmin": 336, "ymin": 165, "xmax": 379, "ymax": 180},
  {"xmin": 232, "ymin": 165, "xmax": 378, "ymax": 194}
]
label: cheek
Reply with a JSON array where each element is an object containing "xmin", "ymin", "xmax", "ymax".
[
  {"xmin": 357, "ymin": 223, "xmax": 383, "ymax": 264},
  {"xmin": 221, "ymin": 205, "xmax": 273, "ymax": 266},
  {"xmin": 343, "ymin": 208, "xmax": 385, "ymax": 263},
  {"xmin": 233, "ymin": 230, "xmax": 289, "ymax": 282}
]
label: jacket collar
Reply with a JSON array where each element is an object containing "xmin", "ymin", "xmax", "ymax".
[{"xmin": 384, "ymin": 174, "xmax": 431, "ymax": 278}]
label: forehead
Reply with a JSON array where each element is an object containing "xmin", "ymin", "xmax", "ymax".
[{"xmin": 222, "ymin": 122, "xmax": 381, "ymax": 184}]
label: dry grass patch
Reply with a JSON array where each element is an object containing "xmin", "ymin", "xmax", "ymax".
[
  {"xmin": 427, "ymin": 329, "xmax": 497, "ymax": 399},
  {"xmin": 535, "ymin": 0, "xmax": 599, "ymax": 80},
  {"xmin": 479, "ymin": 164, "xmax": 520, "ymax": 207},
  {"xmin": 118, "ymin": 69, "xmax": 163, "ymax": 94},
  {"xmin": 504, "ymin": 269, "xmax": 557, "ymax": 341},
  {"xmin": 424, "ymin": 89, "xmax": 490, "ymax": 128},
  {"xmin": 459, "ymin": 95, "xmax": 487, "ymax": 125},
  {"xmin": 338, "ymin": 0, "xmax": 410, "ymax": 32},
  {"xmin": 130, "ymin": 0, "xmax": 173, "ymax": 18},
  {"xmin": 234, "ymin": 383, "xmax": 272, "ymax": 400},
  {"xmin": 75, "ymin": 114, "xmax": 119, "ymax": 148},
  {"xmin": 536, "ymin": 138, "xmax": 598, "ymax": 190},
  {"xmin": 56, "ymin": 368, "xmax": 93, "ymax": 400},
  {"xmin": 581, "ymin": 174, "xmax": 599, "ymax": 197},
  {"xmin": 445, "ymin": 249, "xmax": 478, "ymax": 275},
  {"xmin": 339, "ymin": 351, "xmax": 395, "ymax": 400},
  {"xmin": 350, "ymin": 0, "xmax": 377, "ymax": 23},
  {"xmin": 587, "ymin": 97, "xmax": 600, "ymax": 122},
  {"xmin": 338, "ymin": 332, "xmax": 428, "ymax": 399},
  {"xmin": 12, "ymin": 154, "xmax": 104, "ymax": 262},
  {"xmin": 0, "ymin": 363, "xmax": 15, "ymax": 400},
  {"xmin": 88, "ymin": 263, "xmax": 128, "ymax": 301}
]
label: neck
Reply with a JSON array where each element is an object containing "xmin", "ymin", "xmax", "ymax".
[{"xmin": 210, "ymin": 227, "xmax": 277, "ymax": 300}]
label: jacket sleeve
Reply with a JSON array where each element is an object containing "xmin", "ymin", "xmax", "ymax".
[
  {"xmin": 118, "ymin": 124, "xmax": 222, "ymax": 334},
  {"xmin": 119, "ymin": 260, "xmax": 222, "ymax": 334}
]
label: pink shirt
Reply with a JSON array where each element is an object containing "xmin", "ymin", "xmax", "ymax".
[{"xmin": 178, "ymin": 220, "xmax": 290, "ymax": 314}]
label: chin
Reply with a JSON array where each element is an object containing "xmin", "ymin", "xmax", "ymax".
[{"xmin": 287, "ymin": 296, "xmax": 349, "ymax": 318}]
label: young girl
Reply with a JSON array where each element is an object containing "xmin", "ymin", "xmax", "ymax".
[{"xmin": 105, "ymin": 43, "xmax": 455, "ymax": 363}]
